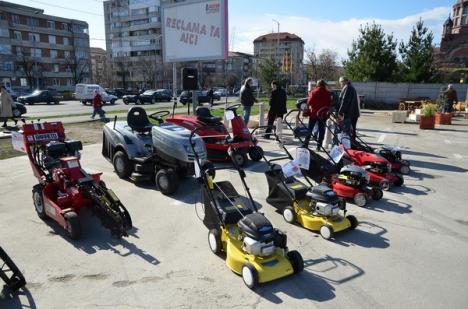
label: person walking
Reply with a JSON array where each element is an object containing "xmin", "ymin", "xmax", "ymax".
[
  {"xmin": 240, "ymin": 78, "xmax": 257, "ymax": 125},
  {"xmin": 264, "ymin": 81, "xmax": 287, "ymax": 139},
  {"xmin": 0, "ymin": 85, "xmax": 14, "ymax": 128},
  {"xmin": 338, "ymin": 76, "xmax": 360, "ymax": 141},
  {"xmin": 443, "ymin": 84, "xmax": 458, "ymax": 113},
  {"xmin": 91, "ymin": 90, "xmax": 104, "ymax": 119},
  {"xmin": 207, "ymin": 88, "xmax": 214, "ymax": 107},
  {"xmin": 303, "ymin": 80, "xmax": 332, "ymax": 150}
]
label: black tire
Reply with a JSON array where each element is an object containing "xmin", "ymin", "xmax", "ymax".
[
  {"xmin": 371, "ymin": 188, "xmax": 383, "ymax": 200},
  {"xmin": 123, "ymin": 100, "xmax": 129, "ymax": 105},
  {"xmin": 380, "ymin": 179, "xmax": 391, "ymax": 191},
  {"xmin": 46, "ymin": 101, "xmax": 51, "ymax": 105},
  {"xmin": 81, "ymin": 101, "xmax": 86, "ymax": 105},
  {"xmin": 28, "ymin": 102, "xmax": 33, "ymax": 105},
  {"xmin": 155, "ymin": 168, "xmax": 178, "ymax": 195},
  {"xmin": 64, "ymin": 212, "xmax": 81, "ymax": 240},
  {"xmin": 136, "ymin": 99, "xmax": 142, "ymax": 105},
  {"xmin": 32, "ymin": 184, "xmax": 47, "ymax": 220},
  {"xmin": 353, "ymin": 192, "xmax": 367, "ymax": 207},
  {"xmin": 394, "ymin": 175, "xmax": 404, "ymax": 187},
  {"xmin": 54, "ymin": 100, "xmax": 59, "ymax": 105},
  {"xmin": 287, "ymin": 250, "xmax": 304, "ymax": 274},
  {"xmin": 248, "ymin": 146, "xmax": 263, "ymax": 162},
  {"xmin": 242, "ymin": 264, "xmax": 258, "ymax": 289},
  {"xmin": 151, "ymin": 98, "xmax": 156, "ymax": 104},
  {"xmin": 110, "ymin": 99, "xmax": 116, "ymax": 105},
  {"xmin": 319, "ymin": 225, "xmax": 334, "ymax": 240},
  {"xmin": 208, "ymin": 229, "xmax": 221, "ymax": 254},
  {"xmin": 113, "ymin": 151, "xmax": 132, "ymax": 179},
  {"xmin": 232, "ymin": 150, "xmax": 247, "ymax": 167},
  {"xmin": 282, "ymin": 206, "xmax": 295, "ymax": 224},
  {"xmin": 347, "ymin": 215, "xmax": 358, "ymax": 230}
]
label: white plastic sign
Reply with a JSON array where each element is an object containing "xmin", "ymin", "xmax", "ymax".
[
  {"xmin": 224, "ymin": 110, "xmax": 235, "ymax": 121},
  {"xmin": 295, "ymin": 147, "xmax": 310, "ymax": 170},
  {"xmin": 282, "ymin": 161, "xmax": 301, "ymax": 178},
  {"xmin": 329, "ymin": 145, "xmax": 345, "ymax": 164},
  {"xmin": 11, "ymin": 131, "xmax": 26, "ymax": 153},
  {"xmin": 194, "ymin": 161, "xmax": 201, "ymax": 178},
  {"xmin": 338, "ymin": 133, "xmax": 351, "ymax": 149}
]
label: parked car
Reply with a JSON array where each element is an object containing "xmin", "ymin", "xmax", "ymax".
[
  {"xmin": 17, "ymin": 90, "xmax": 61, "ymax": 105},
  {"xmin": 214, "ymin": 88, "xmax": 228, "ymax": 97},
  {"xmin": 138, "ymin": 89, "xmax": 172, "ymax": 104},
  {"xmin": 12, "ymin": 102, "xmax": 27, "ymax": 117},
  {"xmin": 179, "ymin": 91, "xmax": 221, "ymax": 105},
  {"xmin": 75, "ymin": 84, "xmax": 118, "ymax": 105}
]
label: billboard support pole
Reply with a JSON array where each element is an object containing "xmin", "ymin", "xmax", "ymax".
[{"xmin": 172, "ymin": 62, "xmax": 177, "ymax": 117}]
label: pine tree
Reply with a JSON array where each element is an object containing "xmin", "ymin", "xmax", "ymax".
[
  {"xmin": 344, "ymin": 23, "xmax": 399, "ymax": 82},
  {"xmin": 399, "ymin": 19, "xmax": 438, "ymax": 83}
]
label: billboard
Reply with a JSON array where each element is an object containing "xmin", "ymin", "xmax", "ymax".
[{"xmin": 162, "ymin": 0, "xmax": 228, "ymax": 62}]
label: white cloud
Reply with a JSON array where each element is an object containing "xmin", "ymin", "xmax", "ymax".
[{"xmin": 229, "ymin": 7, "xmax": 451, "ymax": 60}]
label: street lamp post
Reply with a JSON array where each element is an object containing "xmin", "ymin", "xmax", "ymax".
[{"xmin": 272, "ymin": 19, "xmax": 280, "ymax": 63}]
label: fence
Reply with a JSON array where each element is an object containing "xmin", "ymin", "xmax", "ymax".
[{"xmin": 353, "ymin": 82, "xmax": 468, "ymax": 105}]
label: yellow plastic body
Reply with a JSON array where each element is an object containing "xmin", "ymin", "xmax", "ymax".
[
  {"xmin": 294, "ymin": 199, "xmax": 351, "ymax": 233},
  {"xmin": 220, "ymin": 225, "xmax": 294, "ymax": 284}
]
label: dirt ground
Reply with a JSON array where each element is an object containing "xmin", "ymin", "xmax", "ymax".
[{"xmin": 0, "ymin": 121, "xmax": 106, "ymax": 160}]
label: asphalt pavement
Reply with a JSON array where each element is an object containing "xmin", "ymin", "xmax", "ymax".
[{"xmin": 1, "ymin": 112, "xmax": 468, "ymax": 308}]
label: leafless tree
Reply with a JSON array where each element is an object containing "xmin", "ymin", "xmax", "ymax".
[
  {"xmin": 15, "ymin": 53, "xmax": 35, "ymax": 90},
  {"xmin": 138, "ymin": 58, "xmax": 157, "ymax": 88},
  {"xmin": 305, "ymin": 48, "xmax": 340, "ymax": 82},
  {"xmin": 64, "ymin": 51, "xmax": 90, "ymax": 85}
]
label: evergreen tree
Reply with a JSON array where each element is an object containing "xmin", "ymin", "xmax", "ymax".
[
  {"xmin": 399, "ymin": 19, "xmax": 438, "ymax": 83},
  {"xmin": 258, "ymin": 57, "xmax": 286, "ymax": 91},
  {"xmin": 344, "ymin": 23, "xmax": 399, "ymax": 82}
]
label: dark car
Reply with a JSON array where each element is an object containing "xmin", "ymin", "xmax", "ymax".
[
  {"xmin": 179, "ymin": 91, "xmax": 221, "ymax": 105},
  {"xmin": 122, "ymin": 94, "xmax": 140, "ymax": 105},
  {"xmin": 139, "ymin": 89, "xmax": 172, "ymax": 104},
  {"xmin": 17, "ymin": 90, "xmax": 61, "ymax": 105},
  {"xmin": 12, "ymin": 102, "xmax": 27, "ymax": 118}
]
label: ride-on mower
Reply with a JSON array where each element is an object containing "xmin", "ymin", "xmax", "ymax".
[
  {"xmin": 279, "ymin": 112, "xmax": 384, "ymax": 207},
  {"xmin": 20, "ymin": 121, "xmax": 132, "ymax": 239},
  {"xmin": 167, "ymin": 104, "xmax": 263, "ymax": 166},
  {"xmin": 0, "ymin": 246, "xmax": 26, "ymax": 297},
  {"xmin": 102, "ymin": 107, "xmax": 207, "ymax": 195},
  {"xmin": 190, "ymin": 127, "xmax": 303, "ymax": 289},
  {"xmin": 252, "ymin": 127, "xmax": 358, "ymax": 239}
]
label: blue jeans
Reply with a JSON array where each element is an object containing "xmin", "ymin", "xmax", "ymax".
[
  {"xmin": 92, "ymin": 107, "xmax": 105, "ymax": 119},
  {"xmin": 304, "ymin": 118, "xmax": 325, "ymax": 148},
  {"xmin": 243, "ymin": 105, "xmax": 252, "ymax": 125}
]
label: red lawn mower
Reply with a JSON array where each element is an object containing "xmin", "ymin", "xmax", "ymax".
[
  {"xmin": 20, "ymin": 121, "xmax": 132, "ymax": 240},
  {"xmin": 166, "ymin": 104, "xmax": 263, "ymax": 166}
]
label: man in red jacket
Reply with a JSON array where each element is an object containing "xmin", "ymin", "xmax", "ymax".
[
  {"xmin": 303, "ymin": 80, "xmax": 331, "ymax": 150},
  {"xmin": 91, "ymin": 90, "xmax": 104, "ymax": 119}
]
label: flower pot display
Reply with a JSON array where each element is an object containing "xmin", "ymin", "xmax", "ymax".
[
  {"xmin": 419, "ymin": 115, "xmax": 435, "ymax": 129},
  {"xmin": 435, "ymin": 112, "xmax": 452, "ymax": 125}
]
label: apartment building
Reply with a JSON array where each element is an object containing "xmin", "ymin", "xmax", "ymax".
[
  {"xmin": 253, "ymin": 32, "xmax": 305, "ymax": 85},
  {"xmin": 0, "ymin": 1, "xmax": 91, "ymax": 91},
  {"xmin": 90, "ymin": 47, "xmax": 110, "ymax": 86}
]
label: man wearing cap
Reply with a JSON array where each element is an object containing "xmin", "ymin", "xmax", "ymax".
[{"xmin": 338, "ymin": 76, "xmax": 360, "ymax": 141}]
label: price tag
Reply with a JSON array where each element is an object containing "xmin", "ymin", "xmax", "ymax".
[
  {"xmin": 295, "ymin": 147, "xmax": 310, "ymax": 170},
  {"xmin": 338, "ymin": 133, "xmax": 351, "ymax": 149},
  {"xmin": 194, "ymin": 161, "xmax": 201, "ymax": 178},
  {"xmin": 330, "ymin": 145, "xmax": 345, "ymax": 164},
  {"xmin": 282, "ymin": 161, "xmax": 301, "ymax": 178},
  {"xmin": 224, "ymin": 110, "xmax": 235, "ymax": 121},
  {"xmin": 11, "ymin": 131, "xmax": 26, "ymax": 153}
]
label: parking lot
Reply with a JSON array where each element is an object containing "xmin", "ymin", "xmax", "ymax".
[{"xmin": 1, "ymin": 112, "xmax": 468, "ymax": 308}]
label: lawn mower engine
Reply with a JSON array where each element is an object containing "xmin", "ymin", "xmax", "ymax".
[
  {"xmin": 337, "ymin": 165, "xmax": 369, "ymax": 187},
  {"xmin": 314, "ymin": 202, "xmax": 341, "ymax": 217},
  {"xmin": 238, "ymin": 213, "xmax": 286, "ymax": 257},
  {"xmin": 366, "ymin": 161, "xmax": 392, "ymax": 174},
  {"xmin": 22, "ymin": 122, "xmax": 132, "ymax": 239}
]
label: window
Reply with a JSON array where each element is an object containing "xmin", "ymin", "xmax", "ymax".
[
  {"xmin": 53, "ymin": 64, "xmax": 59, "ymax": 72},
  {"xmin": 47, "ymin": 20, "xmax": 55, "ymax": 29},
  {"xmin": 64, "ymin": 50, "xmax": 70, "ymax": 58},
  {"xmin": 11, "ymin": 14, "xmax": 20, "ymax": 24},
  {"xmin": 52, "ymin": 78, "xmax": 58, "ymax": 86},
  {"xmin": 63, "ymin": 37, "xmax": 69, "ymax": 45},
  {"xmin": 464, "ymin": 6, "xmax": 468, "ymax": 14},
  {"xmin": 49, "ymin": 35, "xmax": 56, "ymax": 44},
  {"xmin": 13, "ymin": 31, "xmax": 22, "ymax": 40},
  {"xmin": 16, "ymin": 47, "xmax": 23, "ymax": 56},
  {"xmin": 50, "ymin": 49, "xmax": 57, "ymax": 58},
  {"xmin": 462, "ymin": 16, "xmax": 468, "ymax": 25},
  {"xmin": 27, "ymin": 17, "xmax": 39, "ymax": 27},
  {"xmin": 73, "ymin": 24, "xmax": 89, "ymax": 34},
  {"xmin": 31, "ymin": 48, "xmax": 42, "ymax": 57},
  {"xmin": 62, "ymin": 23, "xmax": 68, "ymax": 31},
  {"xmin": 1, "ymin": 62, "xmax": 13, "ymax": 71},
  {"xmin": 28, "ymin": 33, "xmax": 40, "ymax": 42}
]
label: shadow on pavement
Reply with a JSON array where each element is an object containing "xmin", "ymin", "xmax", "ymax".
[
  {"xmin": 392, "ymin": 184, "xmax": 432, "ymax": 196},
  {"xmin": 43, "ymin": 211, "xmax": 159, "ymax": 266},
  {"xmin": 358, "ymin": 128, "xmax": 418, "ymax": 136},
  {"xmin": 410, "ymin": 160, "xmax": 468, "ymax": 173},
  {"xmin": 401, "ymin": 149, "xmax": 446, "ymax": 159},
  {"xmin": 334, "ymin": 221, "xmax": 390, "ymax": 248},
  {"xmin": 0, "ymin": 287, "xmax": 36, "ymax": 309},
  {"xmin": 367, "ymin": 198, "xmax": 413, "ymax": 214}
]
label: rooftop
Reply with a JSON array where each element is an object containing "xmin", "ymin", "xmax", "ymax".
[{"xmin": 253, "ymin": 32, "xmax": 304, "ymax": 44}]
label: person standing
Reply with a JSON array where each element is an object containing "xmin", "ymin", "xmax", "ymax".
[
  {"xmin": 338, "ymin": 76, "xmax": 360, "ymax": 141},
  {"xmin": 303, "ymin": 80, "xmax": 332, "ymax": 150},
  {"xmin": 443, "ymin": 84, "xmax": 458, "ymax": 113},
  {"xmin": 91, "ymin": 90, "xmax": 104, "ymax": 119},
  {"xmin": 207, "ymin": 88, "xmax": 214, "ymax": 107},
  {"xmin": 0, "ymin": 85, "xmax": 14, "ymax": 128},
  {"xmin": 240, "ymin": 78, "xmax": 257, "ymax": 125},
  {"xmin": 264, "ymin": 81, "xmax": 287, "ymax": 139}
]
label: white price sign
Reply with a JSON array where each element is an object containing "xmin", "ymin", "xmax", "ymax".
[
  {"xmin": 329, "ymin": 145, "xmax": 345, "ymax": 164},
  {"xmin": 295, "ymin": 147, "xmax": 310, "ymax": 170},
  {"xmin": 11, "ymin": 131, "xmax": 26, "ymax": 153},
  {"xmin": 281, "ymin": 161, "xmax": 301, "ymax": 178},
  {"xmin": 224, "ymin": 110, "xmax": 235, "ymax": 121},
  {"xmin": 194, "ymin": 161, "xmax": 201, "ymax": 178}
]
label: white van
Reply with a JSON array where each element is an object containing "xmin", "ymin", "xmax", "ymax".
[{"xmin": 75, "ymin": 84, "xmax": 118, "ymax": 105}]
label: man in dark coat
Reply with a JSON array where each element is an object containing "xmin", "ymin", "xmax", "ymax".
[
  {"xmin": 207, "ymin": 88, "xmax": 214, "ymax": 107},
  {"xmin": 443, "ymin": 84, "xmax": 458, "ymax": 113},
  {"xmin": 264, "ymin": 81, "xmax": 287, "ymax": 138},
  {"xmin": 240, "ymin": 78, "xmax": 257, "ymax": 125},
  {"xmin": 338, "ymin": 76, "xmax": 360, "ymax": 141},
  {"xmin": 303, "ymin": 80, "xmax": 332, "ymax": 149}
]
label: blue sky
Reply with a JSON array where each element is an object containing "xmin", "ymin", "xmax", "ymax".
[{"xmin": 11, "ymin": 0, "xmax": 455, "ymax": 58}]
